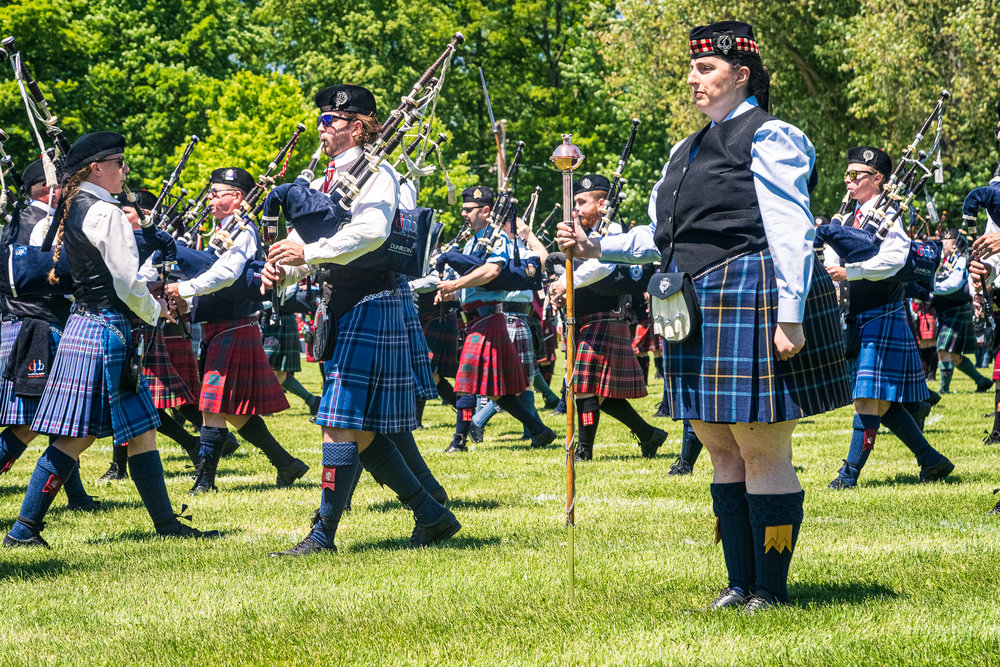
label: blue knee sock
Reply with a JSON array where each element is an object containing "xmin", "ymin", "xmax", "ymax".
[
  {"xmin": 711, "ymin": 482, "xmax": 755, "ymax": 595},
  {"xmin": 358, "ymin": 434, "xmax": 444, "ymax": 525},
  {"xmin": 129, "ymin": 450, "xmax": 178, "ymax": 530},
  {"xmin": 310, "ymin": 441, "xmax": 360, "ymax": 548},
  {"xmin": 9, "ymin": 446, "xmax": 77, "ymax": 540},
  {"xmin": 747, "ymin": 490, "xmax": 804, "ymax": 603},
  {"xmin": 473, "ymin": 400, "xmax": 499, "ymax": 428},
  {"xmin": 844, "ymin": 413, "xmax": 881, "ymax": 473},
  {"xmin": 389, "ymin": 431, "xmax": 444, "ymax": 497},
  {"xmin": 0, "ymin": 428, "xmax": 28, "ymax": 475},
  {"xmin": 495, "ymin": 395, "xmax": 547, "ymax": 436},
  {"xmin": 198, "ymin": 425, "xmax": 229, "ymax": 461},
  {"xmin": 455, "ymin": 395, "xmax": 477, "ymax": 440},
  {"xmin": 881, "ymin": 403, "xmax": 941, "ymax": 467},
  {"xmin": 62, "ymin": 464, "xmax": 93, "ymax": 506}
]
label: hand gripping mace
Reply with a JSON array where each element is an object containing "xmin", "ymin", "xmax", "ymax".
[{"xmin": 550, "ymin": 134, "xmax": 584, "ymax": 600}]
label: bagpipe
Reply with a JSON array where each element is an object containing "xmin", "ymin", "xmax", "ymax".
[
  {"xmin": 814, "ymin": 91, "xmax": 950, "ymax": 290},
  {"xmin": 262, "ymin": 35, "xmax": 463, "ymax": 278},
  {"xmin": 435, "ymin": 141, "xmax": 543, "ymax": 291}
]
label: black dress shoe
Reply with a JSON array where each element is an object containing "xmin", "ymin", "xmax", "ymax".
[
  {"xmin": 543, "ymin": 397, "xmax": 560, "ymax": 410},
  {"xmin": 708, "ymin": 587, "xmax": 749, "ymax": 610},
  {"xmin": 156, "ymin": 522, "xmax": 222, "ymax": 539},
  {"xmin": 828, "ymin": 460, "xmax": 860, "ymax": 489},
  {"xmin": 639, "ymin": 428, "xmax": 667, "ymax": 458},
  {"xmin": 444, "ymin": 435, "xmax": 468, "ymax": 453},
  {"xmin": 744, "ymin": 590, "xmax": 787, "ymax": 614},
  {"xmin": 269, "ymin": 536, "xmax": 336, "ymax": 557},
  {"xmin": 530, "ymin": 426, "xmax": 557, "ymax": 449},
  {"xmin": 920, "ymin": 457, "xmax": 955, "ymax": 483},
  {"xmin": 551, "ymin": 401, "xmax": 566, "ymax": 415},
  {"xmin": 909, "ymin": 401, "xmax": 932, "ymax": 431},
  {"xmin": 276, "ymin": 458, "xmax": 310, "ymax": 488},
  {"xmin": 668, "ymin": 458, "xmax": 693, "ymax": 476},
  {"xmin": 574, "ymin": 444, "xmax": 593, "ymax": 462},
  {"xmin": 411, "ymin": 509, "xmax": 461, "ymax": 547},
  {"xmin": 653, "ymin": 402, "xmax": 669, "ymax": 419},
  {"xmin": 97, "ymin": 462, "xmax": 128, "ymax": 483},
  {"xmin": 3, "ymin": 532, "xmax": 50, "ymax": 549},
  {"xmin": 989, "ymin": 494, "xmax": 1000, "ymax": 516},
  {"xmin": 977, "ymin": 379, "xmax": 996, "ymax": 393},
  {"xmin": 984, "ymin": 430, "xmax": 1000, "ymax": 446}
]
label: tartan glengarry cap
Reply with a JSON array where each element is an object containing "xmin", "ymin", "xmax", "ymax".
[
  {"xmin": 210, "ymin": 167, "xmax": 255, "ymax": 194},
  {"xmin": 689, "ymin": 21, "xmax": 760, "ymax": 59},
  {"xmin": 573, "ymin": 174, "xmax": 611, "ymax": 196},
  {"xmin": 847, "ymin": 146, "xmax": 892, "ymax": 178},
  {"xmin": 64, "ymin": 132, "xmax": 126, "ymax": 175},
  {"xmin": 314, "ymin": 84, "xmax": 378, "ymax": 116},
  {"xmin": 116, "ymin": 188, "xmax": 158, "ymax": 211},
  {"xmin": 462, "ymin": 185, "xmax": 494, "ymax": 205}
]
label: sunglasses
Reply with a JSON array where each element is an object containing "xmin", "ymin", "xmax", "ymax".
[
  {"xmin": 209, "ymin": 188, "xmax": 240, "ymax": 198},
  {"xmin": 844, "ymin": 169, "xmax": 877, "ymax": 182},
  {"xmin": 317, "ymin": 113, "xmax": 351, "ymax": 128},
  {"xmin": 97, "ymin": 156, "xmax": 127, "ymax": 169}
]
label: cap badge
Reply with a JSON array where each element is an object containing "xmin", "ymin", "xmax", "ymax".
[
  {"xmin": 224, "ymin": 168, "xmax": 235, "ymax": 181},
  {"xmin": 581, "ymin": 177, "xmax": 592, "ymax": 190},
  {"xmin": 863, "ymin": 149, "xmax": 874, "ymax": 162},
  {"xmin": 473, "ymin": 187, "xmax": 483, "ymax": 199},
  {"xmin": 335, "ymin": 90, "xmax": 349, "ymax": 108},
  {"xmin": 716, "ymin": 33, "xmax": 735, "ymax": 55}
]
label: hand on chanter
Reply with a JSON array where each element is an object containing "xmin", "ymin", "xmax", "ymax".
[
  {"xmin": 972, "ymin": 232, "xmax": 1000, "ymax": 261},
  {"xmin": 260, "ymin": 262, "xmax": 286, "ymax": 291},
  {"xmin": 268, "ymin": 239, "xmax": 306, "ymax": 266}
]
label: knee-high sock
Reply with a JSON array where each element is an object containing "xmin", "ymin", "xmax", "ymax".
[
  {"xmin": 939, "ymin": 361, "xmax": 954, "ymax": 392},
  {"xmin": 539, "ymin": 363, "xmax": 554, "ymax": 386},
  {"xmin": 237, "ymin": 415, "xmax": 294, "ymax": 469},
  {"xmin": 473, "ymin": 399, "xmax": 499, "ymax": 429},
  {"xmin": 0, "ymin": 427, "xmax": 28, "ymax": 475},
  {"xmin": 358, "ymin": 434, "xmax": 444, "ymax": 525},
  {"xmin": 518, "ymin": 389, "xmax": 538, "ymax": 437},
  {"xmin": 62, "ymin": 463, "xmax": 92, "ymax": 505},
  {"xmin": 600, "ymin": 398, "xmax": 655, "ymax": 441},
  {"xmin": 415, "ymin": 399, "xmax": 426, "ymax": 426},
  {"xmin": 156, "ymin": 409, "xmax": 199, "ymax": 453},
  {"xmin": 8, "ymin": 446, "xmax": 77, "ymax": 540},
  {"xmin": 454, "ymin": 395, "xmax": 477, "ymax": 442},
  {"xmin": 495, "ymin": 395, "xmax": 547, "ymax": 436},
  {"xmin": 177, "ymin": 404, "xmax": 204, "ymax": 429},
  {"xmin": 389, "ymin": 431, "xmax": 445, "ymax": 497},
  {"xmin": 281, "ymin": 374, "xmax": 316, "ymax": 403},
  {"xmin": 576, "ymin": 396, "xmax": 601, "ymax": 449},
  {"xmin": 747, "ymin": 490, "xmax": 804, "ymax": 603},
  {"xmin": 881, "ymin": 403, "xmax": 941, "ymax": 467},
  {"xmin": 654, "ymin": 355, "xmax": 665, "ymax": 377},
  {"xmin": 344, "ymin": 460, "xmax": 365, "ymax": 511},
  {"xmin": 845, "ymin": 413, "xmax": 880, "ymax": 474},
  {"xmin": 637, "ymin": 355, "xmax": 650, "ymax": 385},
  {"xmin": 533, "ymin": 371, "xmax": 559, "ymax": 403},
  {"xmin": 993, "ymin": 388, "xmax": 1000, "ymax": 434},
  {"xmin": 711, "ymin": 482, "xmax": 755, "ymax": 595},
  {"xmin": 198, "ymin": 425, "xmax": 229, "ymax": 461},
  {"xmin": 129, "ymin": 450, "xmax": 179, "ymax": 531},
  {"xmin": 680, "ymin": 421, "xmax": 703, "ymax": 466},
  {"xmin": 309, "ymin": 441, "xmax": 360, "ymax": 548},
  {"xmin": 436, "ymin": 378, "xmax": 456, "ymax": 407},
  {"xmin": 956, "ymin": 356, "xmax": 990, "ymax": 385}
]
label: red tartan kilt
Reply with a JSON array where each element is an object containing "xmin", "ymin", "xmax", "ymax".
[
  {"xmin": 454, "ymin": 313, "xmax": 529, "ymax": 397},
  {"xmin": 141, "ymin": 329, "xmax": 197, "ymax": 409},
  {"xmin": 993, "ymin": 348, "xmax": 1000, "ymax": 381},
  {"xmin": 199, "ymin": 318, "xmax": 289, "ymax": 415},
  {"xmin": 573, "ymin": 313, "xmax": 647, "ymax": 399},
  {"xmin": 917, "ymin": 311, "xmax": 937, "ymax": 342},
  {"xmin": 632, "ymin": 319, "xmax": 655, "ymax": 355},
  {"xmin": 538, "ymin": 317, "xmax": 558, "ymax": 363},
  {"xmin": 163, "ymin": 330, "xmax": 202, "ymax": 396}
]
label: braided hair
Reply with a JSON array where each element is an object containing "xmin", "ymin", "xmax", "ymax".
[{"xmin": 47, "ymin": 164, "xmax": 91, "ymax": 285}]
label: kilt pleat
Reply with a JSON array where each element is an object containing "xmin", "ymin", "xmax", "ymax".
[
  {"xmin": 261, "ymin": 313, "xmax": 302, "ymax": 373},
  {"xmin": 454, "ymin": 313, "xmax": 529, "ymax": 397},
  {"xmin": 506, "ymin": 313, "xmax": 537, "ymax": 374},
  {"xmin": 398, "ymin": 279, "xmax": 437, "ymax": 401},
  {"xmin": 663, "ymin": 249, "xmax": 851, "ymax": 423},
  {"xmin": 163, "ymin": 329, "xmax": 201, "ymax": 396},
  {"xmin": 31, "ymin": 310, "xmax": 160, "ymax": 445},
  {"xmin": 317, "ymin": 292, "xmax": 417, "ymax": 432},
  {"xmin": 0, "ymin": 320, "xmax": 62, "ymax": 426},
  {"xmin": 141, "ymin": 327, "xmax": 197, "ymax": 409},
  {"xmin": 419, "ymin": 306, "xmax": 460, "ymax": 378},
  {"xmin": 573, "ymin": 313, "xmax": 647, "ymax": 399},
  {"xmin": 853, "ymin": 302, "xmax": 930, "ymax": 403},
  {"xmin": 936, "ymin": 303, "xmax": 976, "ymax": 355},
  {"xmin": 200, "ymin": 318, "xmax": 289, "ymax": 415}
]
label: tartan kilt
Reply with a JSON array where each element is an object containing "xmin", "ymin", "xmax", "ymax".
[
  {"xmin": 454, "ymin": 313, "xmax": 529, "ymax": 397},
  {"xmin": 853, "ymin": 302, "xmax": 930, "ymax": 403},
  {"xmin": 936, "ymin": 303, "xmax": 976, "ymax": 355},
  {"xmin": 915, "ymin": 305, "xmax": 937, "ymax": 342},
  {"xmin": 993, "ymin": 347, "xmax": 1000, "ymax": 381},
  {"xmin": 632, "ymin": 318, "xmax": 655, "ymax": 355},
  {"xmin": 199, "ymin": 318, "xmax": 289, "ymax": 415},
  {"xmin": 398, "ymin": 278, "xmax": 437, "ymax": 401},
  {"xmin": 506, "ymin": 313, "xmax": 536, "ymax": 373},
  {"xmin": 664, "ymin": 249, "xmax": 852, "ymax": 423},
  {"xmin": 539, "ymin": 316, "xmax": 558, "ymax": 364},
  {"xmin": 0, "ymin": 320, "xmax": 62, "ymax": 426},
  {"xmin": 419, "ymin": 306, "xmax": 460, "ymax": 378},
  {"xmin": 140, "ymin": 326, "xmax": 197, "ymax": 409},
  {"xmin": 261, "ymin": 313, "xmax": 302, "ymax": 373},
  {"xmin": 573, "ymin": 312, "xmax": 647, "ymax": 399},
  {"xmin": 31, "ymin": 309, "xmax": 160, "ymax": 446},
  {"xmin": 317, "ymin": 291, "xmax": 417, "ymax": 432},
  {"xmin": 163, "ymin": 326, "xmax": 201, "ymax": 396}
]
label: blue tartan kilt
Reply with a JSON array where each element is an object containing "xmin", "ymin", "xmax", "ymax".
[
  {"xmin": 261, "ymin": 313, "xmax": 302, "ymax": 372},
  {"xmin": 31, "ymin": 309, "xmax": 160, "ymax": 446},
  {"xmin": 0, "ymin": 320, "xmax": 62, "ymax": 426},
  {"xmin": 853, "ymin": 301, "xmax": 931, "ymax": 403},
  {"xmin": 936, "ymin": 303, "xmax": 976, "ymax": 355},
  {"xmin": 663, "ymin": 249, "xmax": 852, "ymax": 423},
  {"xmin": 316, "ymin": 292, "xmax": 417, "ymax": 433},
  {"xmin": 506, "ymin": 313, "xmax": 536, "ymax": 375},
  {"xmin": 398, "ymin": 277, "xmax": 437, "ymax": 401}
]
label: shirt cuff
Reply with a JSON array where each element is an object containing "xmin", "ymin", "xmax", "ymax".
[
  {"xmin": 844, "ymin": 265, "xmax": 864, "ymax": 281},
  {"xmin": 777, "ymin": 295, "xmax": 805, "ymax": 324},
  {"xmin": 177, "ymin": 281, "xmax": 196, "ymax": 300}
]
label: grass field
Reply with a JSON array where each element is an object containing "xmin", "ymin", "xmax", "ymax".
[{"xmin": 1, "ymin": 360, "xmax": 999, "ymax": 665}]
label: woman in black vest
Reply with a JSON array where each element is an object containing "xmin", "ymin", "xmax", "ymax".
[{"xmin": 558, "ymin": 21, "xmax": 851, "ymax": 612}]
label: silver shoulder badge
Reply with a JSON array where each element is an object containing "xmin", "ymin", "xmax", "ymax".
[{"xmin": 335, "ymin": 90, "xmax": 349, "ymax": 108}]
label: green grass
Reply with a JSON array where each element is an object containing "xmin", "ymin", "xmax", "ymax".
[{"xmin": 2, "ymin": 361, "xmax": 1000, "ymax": 665}]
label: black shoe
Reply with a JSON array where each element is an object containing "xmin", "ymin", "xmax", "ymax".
[
  {"xmin": 431, "ymin": 488, "xmax": 449, "ymax": 506},
  {"xmin": 708, "ymin": 587, "xmax": 750, "ymax": 610},
  {"xmin": 551, "ymin": 400, "xmax": 566, "ymax": 415},
  {"xmin": 469, "ymin": 423, "xmax": 485, "ymax": 444},
  {"xmin": 543, "ymin": 396, "xmax": 560, "ymax": 410},
  {"xmin": 989, "ymin": 493, "xmax": 1000, "ymax": 516},
  {"xmin": 668, "ymin": 458, "xmax": 693, "ymax": 476},
  {"xmin": 269, "ymin": 535, "xmax": 336, "ymax": 557},
  {"xmin": 156, "ymin": 522, "xmax": 222, "ymax": 539},
  {"xmin": 97, "ymin": 462, "xmax": 128, "ymax": 483},
  {"xmin": 530, "ymin": 426, "xmax": 557, "ymax": 449},
  {"xmin": 638, "ymin": 428, "xmax": 667, "ymax": 458},
  {"xmin": 744, "ymin": 590, "xmax": 787, "ymax": 614},
  {"xmin": 188, "ymin": 458, "xmax": 219, "ymax": 495},
  {"xmin": 444, "ymin": 435, "xmax": 468, "ymax": 453},
  {"xmin": 276, "ymin": 458, "xmax": 309, "ymax": 488},
  {"xmin": 920, "ymin": 457, "xmax": 955, "ymax": 483},
  {"xmin": 828, "ymin": 460, "xmax": 860, "ymax": 490},
  {"xmin": 411, "ymin": 509, "xmax": 461, "ymax": 547},
  {"xmin": 653, "ymin": 402, "xmax": 669, "ymax": 419},
  {"xmin": 574, "ymin": 444, "xmax": 593, "ymax": 462},
  {"xmin": 220, "ymin": 433, "xmax": 241, "ymax": 458},
  {"xmin": 926, "ymin": 390, "xmax": 942, "ymax": 407},
  {"xmin": 307, "ymin": 395, "xmax": 321, "ymax": 416},
  {"xmin": 67, "ymin": 496, "xmax": 102, "ymax": 512},
  {"xmin": 977, "ymin": 379, "xmax": 996, "ymax": 393},
  {"xmin": 985, "ymin": 430, "xmax": 1000, "ymax": 446},
  {"xmin": 3, "ymin": 532, "xmax": 50, "ymax": 549}
]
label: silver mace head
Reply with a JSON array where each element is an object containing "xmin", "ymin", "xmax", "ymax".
[{"xmin": 550, "ymin": 134, "xmax": 584, "ymax": 171}]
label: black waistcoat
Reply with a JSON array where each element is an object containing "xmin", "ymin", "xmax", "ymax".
[
  {"xmin": 1, "ymin": 204, "xmax": 71, "ymax": 324},
  {"xmin": 64, "ymin": 191, "xmax": 133, "ymax": 314},
  {"xmin": 653, "ymin": 105, "xmax": 774, "ymax": 274}
]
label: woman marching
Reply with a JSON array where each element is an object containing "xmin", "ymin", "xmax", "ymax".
[
  {"xmin": 3, "ymin": 132, "xmax": 219, "ymax": 548},
  {"xmin": 557, "ymin": 21, "xmax": 851, "ymax": 611}
]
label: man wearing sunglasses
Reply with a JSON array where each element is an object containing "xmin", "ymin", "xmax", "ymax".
[{"xmin": 826, "ymin": 146, "xmax": 953, "ymax": 489}]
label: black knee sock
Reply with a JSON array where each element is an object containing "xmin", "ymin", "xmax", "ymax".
[
  {"xmin": 747, "ymin": 490, "xmax": 804, "ymax": 603},
  {"xmin": 62, "ymin": 463, "xmax": 93, "ymax": 505},
  {"xmin": 881, "ymin": 403, "xmax": 940, "ymax": 467},
  {"xmin": 343, "ymin": 457, "xmax": 365, "ymax": 512},
  {"xmin": 576, "ymin": 396, "xmax": 601, "ymax": 449},
  {"xmin": 177, "ymin": 404, "xmax": 204, "ymax": 429},
  {"xmin": 680, "ymin": 421, "xmax": 703, "ymax": 466},
  {"xmin": 539, "ymin": 363, "xmax": 554, "ymax": 386},
  {"xmin": 654, "ymin": 355, "xmax": 664, "ymax": 377},
  {"xmin": 358, "ymin": 434, "xmax": 444, "ymax": 525},
  {"xmin": 993, "ymin": 388, "xmax": 1000, "ymax": 434},
  {"xmin": 454, "ymin": 395, "xmax": 476, "ymax": 441},
  {"xmin": 281, "ymin": 374, "xmax": 316, "ymax": 404},
  {"xmin": 956, "ymin": 356, "xmax": 990, "ymax": 386},
  {"xmin": 495, "ymin": 394, "xmax": 547, "ymax": 436},
  {"xmin": 415, "ymin": 399, "xmax": 426, "ymax": 426},
  {"xmin": 600, "ymin": 397, "xmax": 654, "ymax": 441},
  {"xmin": 637, "ymin": 355, "xmax": 650, "ymax": 385},
  {"xmin": 129, "ymin": 450, "xmax": 180, "ymax": 531},
  {"xmin": 237, "ymin": 415, "xmax": 294, "ymax": 469},
  {"xmin": 711, "ymin": 482, "xmax": 755, "ymax": 595},
  {"xmin": 436, "ymin": 378, "xmax": 457, "ymax": 407},
  {"xmin": 533, "ymin": 372, "xmax": 559, "ymax": 403},
  {"xmin": 112, "ymin": 443, "xmax": 129, "ymax": 470},
  {"xmin": 156, "ymin": 409, "xmax": 199, "ymax": 453},
  {"xmin": 310, "ymin": 441, "xmax": 360, "ymax": 548},
  {"xmin": 389, "ymin": 431, "xmax": 444, "ymax": 496}
]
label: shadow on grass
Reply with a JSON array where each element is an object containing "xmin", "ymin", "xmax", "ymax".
[
  {"xmin": 348, "ymin": 534, "xmax": 501, "ymax": 552},
  {"xmin": 863, "ymin": 473, "xmax": 964, "ymax": 488},
  {"xmin": 0, "ymin": 559, "xmax": 73, "ymax": 581},
  {"xmin": 791, "ymin": 580, "xmax": 902, "ymax": 607},
  {"xmin": 48, "ymin": 498, "xmax": 142, "ymax": 515},
  {"xmin": 366, "ymin": 497, "xmax": 501, "ymax": 513},
  {"xmin": 0, "ymin": 483, "xmax": 28, "ymax": 496},
  {"xmin": 227, "ymin": 481, "xmax": 318, "ymax": 493},
  {"xmin": 84, "ymin": 526, "xmax": 241, "ymax": 545}
]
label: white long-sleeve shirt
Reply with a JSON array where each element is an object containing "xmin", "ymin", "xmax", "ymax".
[
  {"xmin": 176, "ymin": 215, "xmax": 257, "ymax": 299},
  {"xmin": 843, "ymin": 199, "xmax": 908, "ymax": 282}
]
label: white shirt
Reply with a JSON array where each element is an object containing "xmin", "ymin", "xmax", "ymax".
[
  {"xmin": 176, "ymin": 214, "xmax": 257, "ymax": 299},
  {"xmin": 843, "ymin": 199, "xmax": 908, "ymax": 282},
  {"xmin": 27, "ymin": 201, "xmax": 58, "ymax": 246},
  {"xmin": 558, "ymin": 221, "xmax": 623, "ymax": 289}
]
